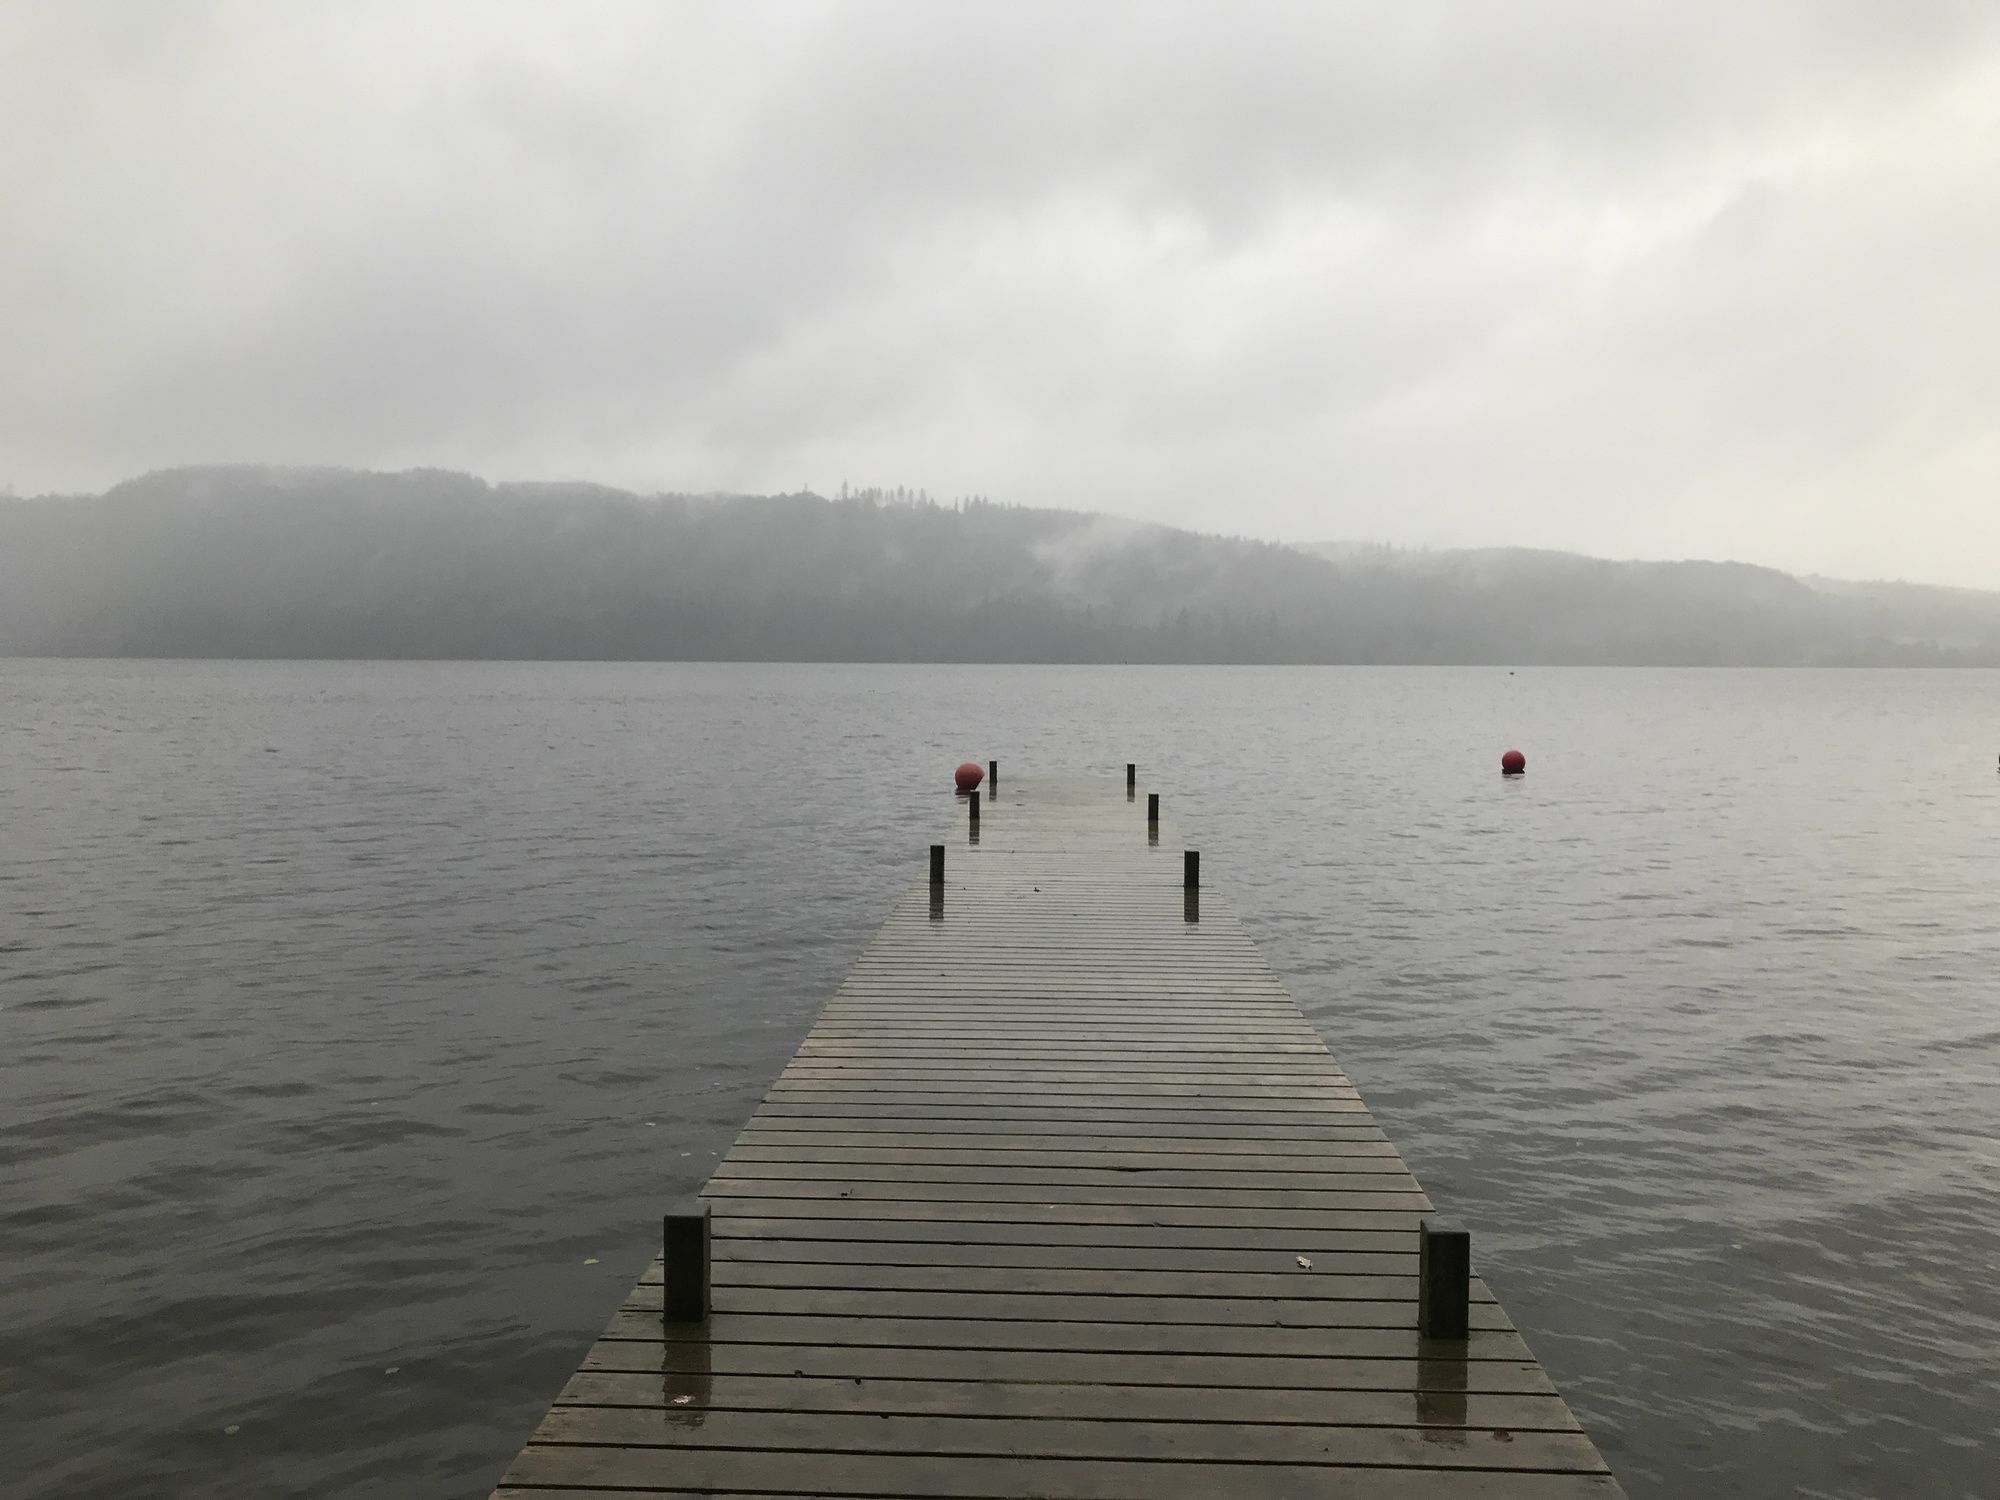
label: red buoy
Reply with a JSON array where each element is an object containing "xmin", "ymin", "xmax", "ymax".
[
  {"xmin": 954, "ymin": 761, "xmax": 985, "ymax": 792},
  {"xmin": 1501, "ymin": 749, "xmax": 1526, "ymax": 776}
]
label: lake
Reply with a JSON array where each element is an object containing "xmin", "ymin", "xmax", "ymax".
[{"xmin": 4, "ymin": 660, "xmax": 1997, "ymax": 1498}]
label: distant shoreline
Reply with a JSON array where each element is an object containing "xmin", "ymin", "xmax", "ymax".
[{"xmin": 7, "ymin": 468, "xmax": 1998, "ymax": 668}]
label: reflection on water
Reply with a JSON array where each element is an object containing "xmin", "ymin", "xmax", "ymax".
[
  {"xmin": 4, "ymin": 660, "xmax": 1999, "ymax": 1500},
  {"xmin": 659, "ymin": 1337, "xmax": 710, "ymax": 1429},
  {"xmin": 1415, "ymin": 1352, "xmax": 1469, "ymax": 1430}
]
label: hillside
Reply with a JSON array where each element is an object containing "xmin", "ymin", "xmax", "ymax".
[
  {"xmin": 1298, "ymin": 543, "xmax": 2000, "ymax": 665},
  {"xmin": 1, "ymin": 468, "xmax": 1994, "ymax": 664}
]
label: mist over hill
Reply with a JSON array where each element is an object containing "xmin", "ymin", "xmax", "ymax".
[
  {"xmin": 2, "ymin": 467, "xmax": 1994, "ymax": 664},
  {"xmin": 1297, "ymin": 542, "xmax": 2000, "ymax": 665}
]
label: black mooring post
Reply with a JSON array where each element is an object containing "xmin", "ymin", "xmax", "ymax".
[
  {"xmin": 929, "ymin": 843, "xmax": 945, "ymax": 887},
  {"xmin": 969, "ymin": 789, "xmax": 980, "ymax": 825},
  {"xmin": 661, "ymin": 1199, "xmax": 710, "ymax": 1324},
  {"xmin": 1184, "ymin": 849, "xmax": 1199, "ymax": 889},
  {"xmin": 1126, "ymin": 763, "xmax": 1137, "ymax": 793},
  {"xmin": 1418, "ymin": 1217, "xmax": 1471, "ymax": 1340},
  {"xmin": 988, "ymin": 759, "xmax": 998, "ymax": 789}
]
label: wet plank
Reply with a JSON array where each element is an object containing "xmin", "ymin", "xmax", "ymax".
[
  {"xmin": 712, "ymin": 1158, "xmax": 1420, "ymax": 1183},
  {"xmin": 618, "ymin": 1285, "xmax": 1516, "ymax": 1331},
  {"xmin": 552, "ymin": 1371, "xmax": 1583, "ymax": 1429},
  {"xmin": 491, "ymin": 776, "xmax": 1625, "ymax": 1498},
  {"xmin": 709, "ymin": 1239, "xmax": 1421, "ymax": 1271},
  {"xmin": 720, "ymin": 1145, "xmax": 1410, "ymax": 1170},
  {"xmin": 744, "ymin": 1122, "xmax": 1387, "ymax": 1140},
  {"xmin": 694, "ymin": 1203, "xmax": 1433, "ymax": 1236},
  {"xmin": 751, "ymin": 1099, "xmax": 1376, "ymax": 1119},
  {"xmin": 710, "ymin": 1216, "xmax": 1425, "ymax": 1252},
  {"xmin": 578, "ymin": 1338, "xmax": 1564, "ymax": 1392},
  {"xmin": 642, "ymin": 1259, "xmax": 1493, "ymax": 1302},
  {"xmin": 602, "ymin": 1309, "xmax": 1533, "ymax": 1358},
  {"xmin": 526, "ymin": 1405, "xmax": 1606, "ymax": 1470},
  {"xmin": 498, "ymin": 1449, "xmax": 1623, "ymax": 1498},
  {"xmin": 700, "ymin": 1179, "xmax": 1432, "ymax": 1209}
]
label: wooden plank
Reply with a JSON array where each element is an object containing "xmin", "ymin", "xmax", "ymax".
[
  {"xmin": 794, "ymin": 1050, "xmax": 1333, "ymax": 1059},
  {"xmin": 701, "ymin": 1180, "xmax": 1432, "ymax": 1209},
  {"xmin": 500, "ymin": 1450, "xmax": 1622, "ymax": 1498},
  {"xmin": 578, "ymin": 1339, "xmax": 1563, "ymax": 1393},
  {"xmin": 821, "ymin": 992, "xmax": 1297, "ymax": 1002},
  {"xmin": 551, "ymin": 1371, "xmax": 1582, "ymax": 1429},
  {"xmin": 768, "ymin": 1073, "xmax": 1362, "ymax": 1089},
  {"xmin": 749, "ymin": 1102, "xmax": 1377, "ymax": 1122},
  {"xmin": 710, "ymin": 1217, "xmax": 1425, "ymax": 1253},
  {"xmin": 710, "ymin": 1242, "xmax": 1421, "ymax": 1272},
  {"xmin": 621, "ymin": 1285, "xmax": 1514, "ymax": 1330},
  {"xmin": 653, "ymin": 1263, "xmax": 1499, "ymax": 1305},
  {"xmin": 807, "ymin": 1023, "xmax": 1320, "ymax": 1035},
  {"xmin": 734, "ymin": 1123, "xmax": 1394, "ymax": 1143},
  {"xmin": 790, "ymin": 1048, "xmax": 1338, "ymax": 1062},
  {"xmin": 695, "ymin": 1200, "xmax": 1432, "ymax": 1229},
  {"xmin": 750, "ymin": 1102, "xmax": 1377, "ymax": 1118},
  {"xmin": 713, "ymin": 1161, "xmax": 1418, "ymax": 1186},
  {"xmin": 524, "ymin": 1406, "xmax": 1608, "ymax": 1470},
  {"xmin": 606, "ymin": 1311, "xmax": 1534, "ymax": 1359},
  {"xmin": 761, "ymin": 1088, "xmax": 1366, "ymax": 1101},
  {"xmin": 739, "ymin": 1129, "xmax": 1395, "ymax": 1147},
  {"xmin": 724, "ymin": 1145, "xmax": 1408, "ymax": 1167},
  {"xmin": 730, "ymin": 1134, "xmax": 1398, "ymax": 1154},
  {"xmin": 775, "ymin": 1060, "xmax": 1356, "ymax": 1076}
]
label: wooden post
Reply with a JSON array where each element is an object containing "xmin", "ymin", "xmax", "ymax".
[
  {"xmin": 988, "ymin": 759, "xmax": 998, "ymax": 789},
  {"xmin": 929, "ymin": 843, "xmax": 945, "ymax": 887},
  {"xmin": 1126, "ymin": 763, "xmax": 1136, "ymax": 790},
  {"xmin": 1184, "ymin": 850, "xmax": 1199, "ymax": 889},
  {"xmin": 969, "ymin": 789, "xmax": 980, "ymax": 826},
  {"xmin": 661, "ymin": 1200, "xmax": 710, "ymax": 1324},
  {"xmin": 1147, "ymin": 792, "xmax": 1160, "ymax": 829},
  {"xmin": 1418, "ymin": 1217, "xmax": 1471, "ymax": 1340}
]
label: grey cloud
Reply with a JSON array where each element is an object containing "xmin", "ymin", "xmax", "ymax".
[{"xmin": 5, "ymin": 1, "xmax": 1998, "ymax": 584}]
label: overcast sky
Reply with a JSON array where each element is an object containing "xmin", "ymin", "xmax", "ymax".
[{"xmin": 6, "ymin": 3, "xmax": 1999, "ymax": 585}]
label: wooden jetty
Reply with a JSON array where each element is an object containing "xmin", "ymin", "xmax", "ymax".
[{"xmin": 493, "ymin": 774, "xmax": 1625, "ymax": 1499}]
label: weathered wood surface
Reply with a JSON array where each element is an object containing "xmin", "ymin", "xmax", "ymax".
[{"xmin": 495, "ymin": 778, "xmax": 1624, "ymax": 1498}]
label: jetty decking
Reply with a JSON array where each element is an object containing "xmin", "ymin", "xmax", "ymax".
[{"xmin": 493, "ymin": 775, "xmax": 1625, "ymax": 1499}]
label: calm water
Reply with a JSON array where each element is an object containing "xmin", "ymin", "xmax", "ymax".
[{"xmin": 4, "ymin": 661, "xmax": 1998, "ymax": 1499}]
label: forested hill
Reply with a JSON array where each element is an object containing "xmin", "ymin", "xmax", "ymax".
[{"xmin": 2, "ymin": 467, "xmax": 1995, "ymax": 664}]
